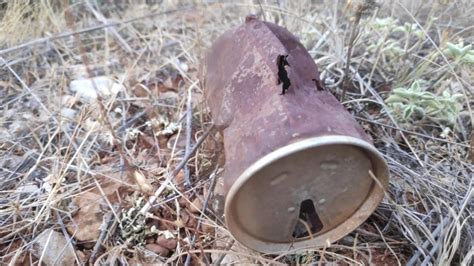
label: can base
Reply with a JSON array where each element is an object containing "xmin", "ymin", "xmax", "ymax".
[{"xmin": 224, "ymin": 135, "xmax": 389, "ymax": 253}]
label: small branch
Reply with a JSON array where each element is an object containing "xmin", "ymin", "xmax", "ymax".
[
  {"xmin": 257, "ymin": 0, "xmax": 266, "ymax": 21},
  {"xmin": 0, "ymin": 57, "xmax": 52, "ymax": 118},
  {"xmin": 139, "ymin": 125, "xmax": 214, "ymax": 215},
  {"xmin": 64, "ymin": 8, "xmax": 134, "ymax": 176},
  {"xmin": 0, "ymin": 6, "xmax": 194, "ymax": 57},
  {"xmin": 85, "ymin": 0, "xmax": 133, "ymax": 53},
  {"xmin": 184, "ymin": 168, "xmax": 218, "ymax": 266},
  {"xmin": 406, "ymin": 217, "xmax": 449, "ymax": 266},
  {"xmin": 0, "ymin": 57, "xmax": 81, "ymax": 179},
  {"xmin": 116, "ymin": 110, "xmax": 147, "ymax": 133},
  {"xmin": 352, "ymin": 68, "xmax": 424, "ymax": 167},
  {"xmin": 214, "ymin": 239, "xmax": 235, "ymax": 265},
  {"xmin": 354, "ymin": 116, "xmax": 470, "ymax": 147},
  {"xmin": 184, "ymin": 87, "xmax": 193, "ymax": 187},
  {"xmin": 54, "ymin": 210, "xmax": 81, "ymax": 265},
  {"xmin": 89, "ymin": 211, "xmax": 115, "ymax": 263},
  {"xmin": 341, "ymin": 0, "xmax": 378, "ymax": 101},
  {"xmin": 341, "ymin": 4, "xmax": 364, "ymax": 102}
]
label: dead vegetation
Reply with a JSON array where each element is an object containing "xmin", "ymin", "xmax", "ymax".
[{"xmin": 0, "ymin": 0, "xmax": 472, "ymax": 265}]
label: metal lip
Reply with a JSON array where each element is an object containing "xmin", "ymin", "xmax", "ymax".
[{"xmin": 224, "ymin": 135, "xmax": 389, "ymax": 254}]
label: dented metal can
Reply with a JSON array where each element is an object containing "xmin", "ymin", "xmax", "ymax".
[{"xmin": 203, "ymin": 16, "xmax": 389, "ymax": 253}]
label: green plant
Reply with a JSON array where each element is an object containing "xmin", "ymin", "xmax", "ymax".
[
  {"xmin": 371, "ymin": 17, "xmax": 398, "ymax": 30},
  {"xmin": 443, "ymin": 42, "xmax": 474, "ymax": 64},
  {"xmin": 386, "ymin": 80, "xmax": 463, "ymax": 125},
  {"xmin": 367, "ymin": 17, "xmax": 426, "ymax": 65},
  {"xmin": 367, "ymin": 39, "xmax": 405, "ymax": 56},
  {"xmin": 393, "ymin": 22, "xmax": 425, "ymax": 39}
]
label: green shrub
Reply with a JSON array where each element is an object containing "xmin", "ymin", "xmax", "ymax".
[{"xmin": 386, "ymin": 80, "xmax": 463, "ymax": 125}]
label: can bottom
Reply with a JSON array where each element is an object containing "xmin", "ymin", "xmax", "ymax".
[{"xmin": 224, "ymin": 135, "xmax": 389, "ymax": 253}]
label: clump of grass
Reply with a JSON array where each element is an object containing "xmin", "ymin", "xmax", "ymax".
[{"xmin": 0, "ymin": 0, "xmax": 65, "ymax": 48}]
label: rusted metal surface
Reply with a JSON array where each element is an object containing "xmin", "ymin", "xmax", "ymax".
[{"xmin": 203, "ymin": 15, "xmax": 389, "ymax": 253}]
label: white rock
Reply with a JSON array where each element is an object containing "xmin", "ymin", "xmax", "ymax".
[
  {"xmin": 32, "ymin": 229, "xmax": 76, "ymax": 265},
  {"xmin": 179, "ymin": 61, "xmax": 189, "ymax": 73},
  {"xmin": 8, "ymin": 120, "xmax": 28, "ymax": 135},
  {"xmin": 61, "ymin": 95, "xmax": 77, "ymax": 107},
  {"xmin": 172, "ymin": 58, "xmax": 188, "ymax": 73},
  {"xmin": 158, "ymin": 230, "xmax": 175, "ymax": 239},
  {"xmin": 69, "ymin": 76, "xmax": 124, "ymax": 103},
  {"xmin": 84, "ymin": 118, "xmax": 100, "ymax": 131},
  {"xmin": 60, "ymin": 108, "xmax": 77, "ymax": 120},
  {"xmin": 68, "ymin": 64, "xmax": 89, "ymax": 79},
  {"xmin": 42, "ymin": 182, "xmax": 52, "ymax": 193},
  {"xmin": 114, "ymin": 107, "xmax": 123, "ymax": 114},
  {"xmin": 15, "ymin": 183, "xmax": 39, "ymax": 194}
]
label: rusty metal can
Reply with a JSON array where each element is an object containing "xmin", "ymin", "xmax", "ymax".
[{"xmin": 203, "ymin": 16, "xmax": 389, "ymax": 253}]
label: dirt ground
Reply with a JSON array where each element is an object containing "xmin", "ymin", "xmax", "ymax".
[{"xmin": 0, "ymin": 0, "xmax": 472, "ymax": 265}]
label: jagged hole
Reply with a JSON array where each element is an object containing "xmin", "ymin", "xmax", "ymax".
[
  {"xmin": 292, "ymin": 199, "xmax": 323, "ymax": 238},
  {"xmin": 277, "ymin": 55, "xmax": 291, "ymax": 94}
]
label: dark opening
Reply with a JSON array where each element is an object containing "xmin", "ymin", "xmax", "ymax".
[
  {"xmin": 292, "ymin": 199, "xmax": 324, "ymax": 238},
  {"xmin": 276, "ymin": 55, "xmax": 291, "ymax": 95}
]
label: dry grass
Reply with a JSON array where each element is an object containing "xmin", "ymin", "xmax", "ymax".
[{"xmin": 0, "ymin": 0, "xmax": 472, "ymax": 265}]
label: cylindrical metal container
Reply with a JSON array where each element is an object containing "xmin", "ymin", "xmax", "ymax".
[{"xmin": 203, "ymin": 16, "xmax": 389, "ymax": 253}]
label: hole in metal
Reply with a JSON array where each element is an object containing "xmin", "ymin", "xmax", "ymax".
[
  {"xmin": 277, "ymin": 55, "xmax": 291, "ymax": 95},
  {"xmin": 292, "ymin": 199, "xmax": 323, "ymax": 238}
]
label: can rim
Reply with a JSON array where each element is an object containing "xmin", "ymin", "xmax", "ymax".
[{"xmin": 224, "ymin": 135, "xmax": 389, "ymax": 253}]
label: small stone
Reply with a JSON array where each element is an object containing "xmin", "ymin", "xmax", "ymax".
[
  {"xmin": 178, "ymin": 196, "xmax": 189, "ymax": 207},
  {"xmin": 162, "ymin": 77, "xmax": 174, "ymax": 90},
  {"xmin": 60, "ymin": 108, "xmax": 77, "ymax": 120},
  {"xmin": 158, "ymin": 230, "xmax": 175, "ymax": 240},
  {"xmin": 69, "ymin": 76, "xmax": 124, "ymax": 103},
  {"xmin": 174, "ymin": 170, "xmax": 186, "ymax": 190},
  {"xmin": 76, "ymin": 250, "xmax": 86, "ymax": 263},
  {"xmin": 134, "ymin": 170, "xmax": 153, "ymax": 193},
  {"xmin": 61, "ymin": 95, "xmax": 77, "ymax": 107},
  {"xmin": 15, "ymin": 183, "xmax": 39, "ymax": 194},
  {"xmin": 179, "ymin": 61, "xmax": 189, "ymax": 73},
  {"xmin": 175, "ymin": 217, "xmax": 185, "ymax": 228},
  {"xmin": 201, "ymin": 222, "xmax": 215, "ymax": 235},
  {"xmin": 186, "ymin": 215, "xmax": 197, "ymax": 228},
  {"xmin": 145, "ymin": 244, "xmax": 170, "ymax": 257},
  {"xmin": 189, "ymin": 197, "xmax": 203, "ymax": 213},
  {"xmin": 156, "ymin": 236, "xmax": 177, "ymax": 250},
  {"xmin": 133, "ymin": 84, "xmax": 149, "ymax": 98},
  {"xmin": 31, "ymin": 229, "xmax": 76, "ymax": 265},
  {"xmin": 158, "ymin": 90, "xmax": 178, "ymax": 100}
]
